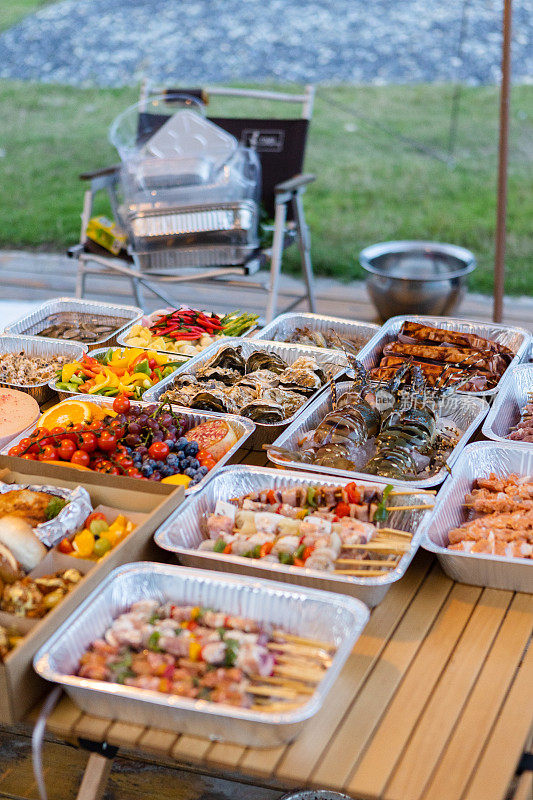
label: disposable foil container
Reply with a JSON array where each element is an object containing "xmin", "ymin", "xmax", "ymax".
[
  {"xmin": 143, "ymin": 337, "xmax": 347, "ymax": 449},
  {"xmin": 0, "ymin": 335, "xmax": 86, "ymax": 404},
  {"xmin": 267, "ymin": 381, "xmax": 488, "ymax": 490},
  {"xmin": 420, "ymin": 441, "xmax": 533, "ymax": 592},
  {"xmin": 482, "ymin": 364, "xmax": 533, "ymax": 444},
  {"xmin": 154, "ymin": 465, "xmax": 434, "ymax": 607},
  {"xmin": 4, "ymin": 298, "xmax": 143, "ymax": 351},
  {"xmin": 252, "ymin": 312, "xmax": 379, "ymax": 356},
  {"xmin": 2, "ymin": 395, "xmax": 255, "ymax": 496},
  {"xmin": 33, "ymin": 561, "xmax": 369, "ymax": 746},
  {"xmin": 356, "ymin": 314, "xmax": 531, "ymax": 397},
  {"xmin": 0, "ymin": 483, "xmax": 92, "ymax": 547},
  {"xmin": 49, "ymin": 346, "xmax": 190, "ymax": 402}
]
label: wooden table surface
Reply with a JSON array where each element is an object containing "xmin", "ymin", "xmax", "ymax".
[{"xmin": 19, "ymin": 447, "xmax": 532, "ymax": 800}]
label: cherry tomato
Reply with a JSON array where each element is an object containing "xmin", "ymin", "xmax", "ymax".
[
  {"xmin": 148, "ymin": 358, "xmax": 156, "ymax": 369},
  {"xmin": 97, "ymin": 431, "xmax": 117, "ymax": 452},
  {"xmin": 72, "ymin": 423, "xmax": 86, "ymax": 433},
  {"xmin": 19, "ymin": 437, "xmax": 40, "ymax": 455},
  {"xmin": 78, "ymin": 432, "xmax": 98, "ymax": 453},
  {"xmin": 39, "ymin": 436, "xmax": 56, "ymax": 447},
  {"xmin": 108, "ymin": 421, "xmax": 125, "ymax": 439},
  {"xmin": 21, "ymin": 453, "xmax": 37, "ymax": 461},
  {"xmin": 197, "ymin": 450, "xmax": 217, "ymax": 470},
  {"xmin": 107, "ymin": 466, "xmax": 120, "ymax": 475},
  {"xmin": 71, "ymin": 450, "xmax": 91, "ymax": 468},
  {"xmin": 57, "ymin": 439, "xmax": 77, "ymax": 461},
  {"xmin": 51, "ymin": 426, "xmax": 67, "ymax": 442},
  {"xmin": 8, "ymin": 444, "xmax": 23, "ymax": 456},
  {"xmin": 116, "ymin": 454, "xmax": 133, "ymax": 469},
  {"xmin": 38, "ymin": 445, "xmax": 58, "ymax": 461},
  {"xmin": 125, "ymin": 467, "xmax": 142, "ymax": 478},
  {"xmin": 89, "ymin": 420, "xmax": 104, "ymax": 432},
  {"xmin": 33, "ymin": 427, "xmax": 50, "ymax": 438},
  {"xmin": 113, "ymin": 396, "xmax": 131, "ymax": 414},
  {"xmin": 148, "ymin": 441, "xmax": 170, "ymax": 460},
  {"xmin": 58, "ymin": 538, "xmax": 74, "ymax": 554},
  {"xmin": 85, "ymin": 512, "xmax": 106, "ymax": 526}
]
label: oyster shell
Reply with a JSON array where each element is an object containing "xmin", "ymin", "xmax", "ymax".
[
  {"xmin": 202, "ymin": 345, "xmax": 246, "ymax": 373},
  {"xmin": 237, "ymin": 369, "xmax": 280, "ymax": 389},
  {"xmin": 190, "ymin": 390, "xmax": 233, "ymax": 414},
  {"xmin": 261, "ymin": 387, "xmax": 305, "ymax": 416},
  {"xmin": 245, "ymin": 351, "xmax": 287, "ymax": 375},
  {"xmin": 198, "ymin": 366, "xmax": 242, "ymax": 384},
  {"xmin": 240, "ymin": 400, "xmax": 286, "ymax": 423}
]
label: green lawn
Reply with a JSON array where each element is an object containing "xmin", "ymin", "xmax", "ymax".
[
  {"xmin": 0, "ymin": 0, "xmax": 50, "ymax": 31},
  {"xmin": 0, "ymin": 79, "xmax": 532, "ymax": 295}
]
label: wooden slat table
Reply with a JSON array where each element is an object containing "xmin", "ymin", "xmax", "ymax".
[{"xmin": 20, "ymin": 449, "xmax": 533, "ymax": 800}]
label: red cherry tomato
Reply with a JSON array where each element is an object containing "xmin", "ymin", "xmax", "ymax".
[
  {"xmin": 19, "ymin": 437, "xmax": 40, "ymax": 455},
  {"xmin": 58, "ymin": 538, "xmax": 74, "ymax": 554},
  {"xmin": 88, "ymin": 420, "xmax": 105, "ymax": 432},
  {"xmin": 116, "ymin": 454, "xmax": 133, "ymax": 469},
  {"xmin": 125, "ymin": 467, "xmax": 142, "ymax": 478},
  {"xmin": 33, "ymin": 427, "xmax": 50, "ymax": 438},
  {"xmin": 148, "ymin": 441, "xmax": 170, "ymax": 460},
  {"xmin": 107, "ymin": 466, "xmax": 121, "ymax": 475},
  {"xmin": 21, "ymin": 453, "xmax": 37, "ymax": 461},
  {"xmin": 85, "ymin": 512, "xmax": 106, "ymax": 526},
  {"xmin": 71, "ymin": 450, "xmax": 91, "ymax": 468},
  {"xmin": 8, "ymin": 444, "xmax": 23, "ymax": 456},
  {"xmin": 97, "ymin": 431, "xmax": 117, "ymax": 452},
  {"xmin": 72, "ymin": 423, "xmax": 86, "ymax": 433},
  {"xmin": 39, "ymin": 436, "xmax": 56, "ymax": 447},
  {"xmin": 57, "ymin": 439, "xmax": 77, "ymax": 461},
  {"xmin": 112, "ymin": 395, "xmax": 131, "ymax": 414},
  {"xmin": 38, "ymin": 445, "xmax": 59, "ymax": 461},
  {"xmin": 148, "ymin": 358, "xmax": 156, "ymax": 369},
  {"xmin": 51, "ymin": 426, "xmax": 67, "ymax": 442},
  {"xmin": 78, "ymin": 432, "xmax": 98, "ymax": 453},
  {"xmin": 197, "ymin": 449, "xmax": 217, "ymax": 470}
]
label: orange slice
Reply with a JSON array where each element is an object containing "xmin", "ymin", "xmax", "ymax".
[
  {"xmin": 38, "ymin": 400, "xmax": 94, "ymax": 429},
  {"xmin": 42, "ymin": 460, "xmax": 93, "ymax": 471}
]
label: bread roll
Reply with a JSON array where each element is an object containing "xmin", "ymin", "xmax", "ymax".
[{"xmin": 0, "ymin": 516, "xmax": 46, "ymax": 572}]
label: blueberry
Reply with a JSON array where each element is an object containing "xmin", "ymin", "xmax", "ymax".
[
  {"xmin": 189, "ymin": 476, "xmax": 201, "ymax": 485},
  {"xmin": 166, "ymin": 453, "xmax": 178, "ymax": 465},
  {"xmin": 197, "ymin": 466, "xmax": 208, "ymax": 477},
  {"xmin": 154, "ymin": 460, "xmax": 166, "ymax": 470},
  {"xmin": 188, "ymin": 458, "xmax": 200, "ymax": 470},
  {"xmin": 184, "ymin": 442, "xmax": 199, "ymax": 457},
  {"xmin": 141, "ymin": 464, "xmax": 153, "ymax": 477},
  {"xmin": 164, "ymin": 438, "xmax": 175, "ymax": 450},
  {"xmin": 159, "ymin": 465, "xmax": 173, "ymax": 477},
  {"xmin": 176, "ymin": 450, "xmax": 184, "ymax": 459},
  {"xmin": 180, "ymin": 457, "xmax": 191, "ymax": 469},
  {"xmin": 184, "ymin": 467, "xmax": 196, "ymax": 478},
  {"xmin": 151, "ymin": 470, "xmax": 161, "ymax": 481},
  {"xmin": 176, "ymin": 437, "xmax": 188, "ymax": 450}
]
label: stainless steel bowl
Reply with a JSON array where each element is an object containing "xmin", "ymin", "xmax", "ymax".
[{"xmin": 359, "ymin": 241, "xmax": 476, "ymax": 321}]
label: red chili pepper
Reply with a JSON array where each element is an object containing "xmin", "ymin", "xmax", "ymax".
[{"xmin": 335, "ymin": 501, "xmax": 351, "ymax": 518}]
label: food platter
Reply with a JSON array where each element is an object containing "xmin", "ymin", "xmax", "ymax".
[
  {"xmin": 481, "ymin": 363, "xmax": 533, "ymax": 444},
  {"xmin": 252, "ymin": 312, "xmax": 379, "ymax": 355},
  {"xmin": 33, "ymin": 562, "xmax": 369, "ymax": 746},
  {"xmin": 154, "ymin": 464, "xmax": 435, "ymax": 606},
  {"xmin": 420, "ymin": 441, "xmax": 533, "ymax": 592},
  {"xmin": 357, "ymin": 314, "xmax": 530, "ymax": 397},
  {"xmin": 266, "ymin": 380, "xmax": 489, "ymax": 489}
]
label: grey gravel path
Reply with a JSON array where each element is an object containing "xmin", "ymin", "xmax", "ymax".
[{"xmin": 0, "ymin": 0, "xmax": 531, "ymax": 87}]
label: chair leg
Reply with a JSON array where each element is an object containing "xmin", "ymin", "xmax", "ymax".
[
  {"xmin": 292, "ymin": 192, "xmax": 317, "ymax": 313},
  {"xmin": 76, "ymin": 261, "xmax": 87, "ymax": 299},
  {"xmin": 266, "ymin": 201, "xmax": 287, "ymax": 323},
  {"xmin": 131, "ymin": 277, "xmax": 144, "ymax": 309}
]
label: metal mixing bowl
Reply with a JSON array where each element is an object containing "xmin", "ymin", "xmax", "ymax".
[{"xmin": 359, "ymin": 241, "xmax": 476, "ymax": 321}]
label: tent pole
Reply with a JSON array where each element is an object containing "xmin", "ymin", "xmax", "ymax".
[{"xmin": 493, "ymin": 0, "xmax": 513, "ymax": 323}]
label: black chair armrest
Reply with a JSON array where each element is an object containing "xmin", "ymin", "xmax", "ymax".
[
  {"xmin": 79, "ymin": 164, "xmax": 120, "ymax": 181},
  {"xmin": 274, "ymin": 173, "xmax": 316, "ymax": 193}
]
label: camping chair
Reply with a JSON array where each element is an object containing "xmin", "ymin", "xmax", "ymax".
[{"xmin": 70, "ymin": 84, "xmax": 317, "ymax": 322}]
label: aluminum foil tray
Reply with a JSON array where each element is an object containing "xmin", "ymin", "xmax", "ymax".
[
  {"xmin": 3, "ymin": 396, "xmax": 255, "ymax": 495},
  {"xmin": 252, "ymin": 312, "xmax": 379, "ymax": 356},
  {"xmin": 0, "ymin": 334, "xmax": 87, "ymax": 404},
  {"xmin": 4, "ymin": 298, "xmax": 143, "ymax": 351},
  {"xmin": 420, "ymin": 442, "xmax": 533, "ymax": 592},
  {"xmin": 135, "ymin": 245, "xmax": 257, "ymax": 272},
  {"xmin": 267, "ymin": 381, "xmax": 488, "ymax": 490},
  {"xmin": 482, "ymin": 364, "xmax": 533, "ymax": 444},
  {"xmin": 356, "ymin": 314, "xmax": 531, "ymax": 397},
  {"xmin": 143, "ymin": 337, "xmax": 347, "ymax": 449},
  {"xmin": 33, "ymin": 561, "xmax": 369, "ymax": 747},
  {"xmin": 155, "ymin": 465, "xmax": 434, "ymax": 607},
  {"xmin": 50, "ymin": 346, "xmax": 190, "ymax": 402}
]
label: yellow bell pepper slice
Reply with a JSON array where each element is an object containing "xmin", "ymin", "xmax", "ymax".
[{"xmin": 62, "ymin": 363, "xmax": 83, "ymax": 383}]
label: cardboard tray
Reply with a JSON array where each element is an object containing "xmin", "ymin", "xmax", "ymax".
[{"xmin": 0, "ymin": 456, "xmax": 184, "ymax": 723}]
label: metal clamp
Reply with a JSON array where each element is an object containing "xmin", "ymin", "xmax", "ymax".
[{"xmin": 78, "ymin": 738, "xmax": 119, "ymax": 760}]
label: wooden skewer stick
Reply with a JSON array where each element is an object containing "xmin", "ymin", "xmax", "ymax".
[
  {"xmin": 376, "ymin": 527, "xmax": 413, "ymax": 538},
  {"xmin": 275, "ymin": 653, "xmax": 328, "ymax": 670},
  {"xmin": 251, "ymin": 701, "xmax": 306, "ymax": 713},
  {"xmin": 246, "ymin": 685, "xmax": 306, "ymax": 700},
  {"xmin": 335, "ymin": 558, "xmax": 398, "ymax": 568},
  {"xmin": 334, "ymin": 569, "xmax": 390, "ymax": 576},
  {"xmin": 389, "ymin": 489, "xmax": 436, "ymax": 496},
  {"xmin": 249, "ymin": 675, "xmax": 315, "ymax": 694},
  {"xmin": 273, "ymin": 665, "xmax": 323, "ymax": 683},
  {"xmin": 341, "ymin": 542, "xmax": 410, "ymax": 553},
  {"xmin": 386, "ymin": 504, "xmax": 434, "ymax": 511},
  {"xmin": 272, "ymin": 631, "xmax": 335, "ymax": 651},
  {"xmin": 266, "ymin": 642, "xmax": 332, "ymax": 662}
]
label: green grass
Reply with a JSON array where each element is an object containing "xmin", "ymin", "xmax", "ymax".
[
  {"xmin": 0, "ymin": 0, "xmax": 50, "ymax": 31},
  {"xmin": 0, "ymin": 79, "xmax": 532, "ymax": 295}
]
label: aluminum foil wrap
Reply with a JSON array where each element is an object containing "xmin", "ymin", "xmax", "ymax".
[
  {"xmin": 154, "ymin": 464, "xmax": 434, "ymax": 607},
  {"xmin": 252, "ymin": 312, "xmax": 379, "ymax": 355},
  {"xmin": 143, "ymin": 337, "xmax": 348, "ymax": 449},
  {"xmin": 0, "ymin": 483, "xmax": 92, "ymax": 547},
  {"xmin": 482, "ymin": 364, "xmax": 533, "ymax": 443},
  {"xmin": 4, "ymin": 297, "xmax": 143, "ymax": 351},
  {"xmin": 266, "ymin": 381, "xmax": 488, "ymax": 490},
  {"xmin": 356, "ymin": 314, "xmax": 531, "ymax": 397},
  {"xmin": 33, "ymin": 562, "xmax": 369, "ymax": 746},
  {"xmin": 420, "ymin": 441, "xmax": 533, "ymax": 592},
  {"xmin": 0, "ymin": 334, "xmax": 86, "ymax": 404}
]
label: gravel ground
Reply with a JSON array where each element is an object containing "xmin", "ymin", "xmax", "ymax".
[{"xmin": 0, "ymin": 0, "xmax": 531, "ymax": 87}]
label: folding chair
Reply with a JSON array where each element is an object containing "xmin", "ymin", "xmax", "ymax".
[{"xmin": 71, "ymin": 84, "xmax": 317, "ymax": 322}]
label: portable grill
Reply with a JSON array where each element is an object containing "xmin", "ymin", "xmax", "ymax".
[{"xmin": 116, "ymin": 108, "xmax": 261, "ymax": 273}]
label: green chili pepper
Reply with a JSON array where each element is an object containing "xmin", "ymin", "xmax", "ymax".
[
  {"xmin": 278, "ymin": 552, "xmax": 294, "ymax": 565},
  {"xmin": 148, "ymin": 631, "xmax": 161, "ymax": 652},
  {"xmin": 306, "ymin": 486, "xmax": 318, "ymax": 508},
  {"xmin": 251, "ymin": 544, "xmax": 262, "ymax": 558},
  {"xmin": 224, "ymin": 638, "xmax": 240, "ymax": 667},
  {"xmin": 294, "ymin": 543, "xmax": 306, "ymax": 559},
  {"xmin": 213, "ymin": 538, "xmax": 226, "ymax": 553},
  {"xmin": 374, "ymin": 484, "xmax": 393, "ymax": 522}
]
